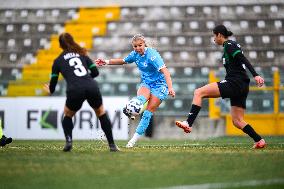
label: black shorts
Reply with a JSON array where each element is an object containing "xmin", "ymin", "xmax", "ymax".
[
  {"xmin": 65, "ymin": 81, "xmax": 103, "ymax": 112},
  {"xmin": 217, "ymin": 78, "xmax": 249, "ymax": 109}
]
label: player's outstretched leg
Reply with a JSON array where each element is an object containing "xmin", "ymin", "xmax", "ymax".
[
  {"xmin": 126, "ymin": 110, "xmax": 152, "ymax": 148},
  {"xmin": 175, "ymin": 104, "xmax": 201, "ymax": 133},
  {"xmin": 175, "ymin": 121, "xmax": 192, "ymax": 133},
  {"xmin": 253, "ymin": 139, "xmax": 266, "ymax": 149},
  {"xmin": 242, "ymin": 124, "xmax": 266, "ymax": 149},
  {"xmin": 126, "ymin": 133, "xmax": 141, "ymax": 148}
]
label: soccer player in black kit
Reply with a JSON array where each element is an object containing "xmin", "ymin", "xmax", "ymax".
[
  {"xmin": 43, "ymin": 33, "xmax": 119, "ymax": 152},
  {"xmin": 175, "ymin": 25, "xmax": 266, "ymax": 149}
]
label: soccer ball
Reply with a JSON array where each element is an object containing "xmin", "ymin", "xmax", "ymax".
[{"xmin": 125, "ymin": 98, "xmax": 144, "ymax": 116}]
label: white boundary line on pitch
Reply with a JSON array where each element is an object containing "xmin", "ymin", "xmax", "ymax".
[
  {"xmin": 141, "ymin": 143, "xmax": 250, "ymax": 147},
  {"xmin": 156, "ymin": 178, "xmax": 284, "ymax": 189}
]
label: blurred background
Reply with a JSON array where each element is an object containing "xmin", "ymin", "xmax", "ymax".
[{"xmin": 0, "ymin": 0, "xmax": 283, "ymax": 140}]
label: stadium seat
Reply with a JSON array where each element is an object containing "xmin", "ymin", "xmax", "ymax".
[
  {"xmin": 159, "ymin": 36, "xmax": 170, "ymax": 45},
  {"xmin": 235, "ymin": 6, "xmax": 245, "ymax": 15},
  {"xmin": 6, "ymin": 24, "xmax": 14, "ymax": 32},
  {"xmin": 0, "ymin": 2, "xmax": 283, "ymax": 116},
  {"xmin": 183, "ymin": 67, "xmax": 193, "ymax": 76},
  {"xmin": 280, "ymin": 100, "xmax": 284, "ymax": 111},
  {"xmin": 163, "ymin": 51, "xmax": 173, "ymax": 60},
  {"xmin": 4, "ymin": 10, "xmax": 13, "ymax": 18},
  {"xmin": 172, "ymin": 21, "xmax": 182, "ymax": 32}
]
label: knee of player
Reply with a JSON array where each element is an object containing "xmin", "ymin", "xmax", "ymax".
[
  {"xmin": 193, "ymin": 88, "xmax": 203, "ymax": 98},
  {"xmin": 146, "ymin": 106, "xmax": 157, "ymax": 112},
  {"xmin": 94, "ymin": 105, "xmax": 105, "ymax": 117},
  {"xmin": 64, "ymin": 109, "xmax": 75, "ymax": 117}
]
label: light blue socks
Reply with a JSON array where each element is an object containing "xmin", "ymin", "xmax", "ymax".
[
  {"xmin": 136, "ymin": 110, "xmax": 153, "ymax": 135},
  {"xmin": 136, "ymin": 95, "xmax": 147, "ymax": 104}
]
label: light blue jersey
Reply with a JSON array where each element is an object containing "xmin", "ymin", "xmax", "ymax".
[
  {"xmin": 123, "ymin": 48, "xmax": 168, "ymax": 100},
  {"xmin": 123, "ymin": 47, "xmax": 166, "ymax": 84}
]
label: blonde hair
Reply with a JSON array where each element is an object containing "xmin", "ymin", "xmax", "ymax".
[{"xmin": 131, "ymin": 34, "xmax": 158, "ymax": 48}]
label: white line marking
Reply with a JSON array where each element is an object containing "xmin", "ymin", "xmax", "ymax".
[{"xmin": 156, "ymin": 178, "xmax": 284, "ymax": 189}]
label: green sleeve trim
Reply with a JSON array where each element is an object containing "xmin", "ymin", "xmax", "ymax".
[
  {"xmin": 232, "ymin": 50, "xmax": 241, "ymax": 58},
  {"xmin": 89, "ymin": 64, "xmax": 96, "ymax": 69},
  {"xmin": 51, "ymin": 74, "xmax": 59, "ymax": 78}
]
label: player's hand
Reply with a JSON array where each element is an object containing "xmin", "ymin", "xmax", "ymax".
[
  {"xmin": 95, "ymin": 58, "xmax": 107, "ymax": 66},
  {"xmin": 168, "ymin": 88, "xmax": 175, "ymax": 98},
  {"xmin": 255, "ymin": 75, "xmax": 264, "ymax": 87},
  {"xmin": 43, "ymin": 83, "xmax": 50, "ymax": 94}
]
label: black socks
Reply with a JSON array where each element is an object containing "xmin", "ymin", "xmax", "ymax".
[
  {"xmin": 242, "ymin": 124, "xmax": 262, "ymax": 142},
  {"xmin": 62, "ymin": 116, "xmax": 74, "ymax": 142},
  {"xmin": 99, "ymin": 113, "xmax": 115, "ymax": 145},
  {"xmin": 186, "ymin": 104, "xmax": 201, "ymax": 126}
]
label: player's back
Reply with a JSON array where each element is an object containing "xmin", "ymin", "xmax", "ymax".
[{"xmin": 53, "ymin": 52, "xmax": 95, "ymax": 91}]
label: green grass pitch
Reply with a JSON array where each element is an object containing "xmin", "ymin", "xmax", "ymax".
[{"xmin": 0, "ymin": 136, "xmax": 284, "ymax": 189}]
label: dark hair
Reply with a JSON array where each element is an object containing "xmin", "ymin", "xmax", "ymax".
[
  {"xmin": 213, "ymin": 25, "xmax": 233, "ymax": 37},
  {"xmin": 59, "ymin": 33, "xmax": 87, "ymax": 56}
]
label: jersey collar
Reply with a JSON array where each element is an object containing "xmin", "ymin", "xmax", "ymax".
[
  {"xmin": 140, "ymin": 47, "xmax": 148, "ymax": 57},
  {"xmin": 223, "ymin": 40, "xmax": 231, "ymax": 47}
]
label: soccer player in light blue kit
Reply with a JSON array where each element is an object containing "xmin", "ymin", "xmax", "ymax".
[{"xmin": 96, "ymin": 34, "xmax": 175, "ymax": 148}]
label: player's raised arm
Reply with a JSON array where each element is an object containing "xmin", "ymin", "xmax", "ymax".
[{"xmin": 95, "ymin": 58, "xmax": 125, "ymax": 66}]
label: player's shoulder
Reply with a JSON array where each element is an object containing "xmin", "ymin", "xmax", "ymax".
[
  {"xmin": 226, "ymin": 40, "xmax": 241, "ymax": 47},
  {"xmin": 128, "ymin": 50, "xmax": 138, "ymax": 57},
  {"xmin": 80, "ymin": 54, "xmax": 90, "ymax": 61},
  {"xmin": 56, "ymin": 51, "xmax": 69, "ymax": 60},
  {"xmin": 225, "ymin": 40, "xmax": 242, "ymax": 51},
  {"xmin": 125, "ymin": 50, "xmax": 138, "ymax": 62},
  {"xmin": 147, "ymin": 47, "xmax": 159, "ymax": 55},
  {"xmin": 147, "ymin": 48, "xmax": 161, "ymax": 60},
  {"xmin": 53, "ymin": 53, "xmax": 64, "ymax": 64}
]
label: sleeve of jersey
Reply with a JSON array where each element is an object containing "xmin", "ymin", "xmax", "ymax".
[
  {"xmin": 226, "ymin": 43, "xmax": 242, "ymax": 58},
  {"xmin": 86, "ymin": 56, "xmax": 99, "ymax": 78},
  {"xmin": 49, "ymin": 61, "xmax": 59, "ymax": 94},
  {"xmin": 123, "ymin": 51, "xmax": 135, "ymax": 64},
  {"xmin": 150, "ymin": 50, "xmax": 166, "ymax": 71},
  {"xmin": 234, "ymin": 53, "xmax": 259, "ymax": 77}
]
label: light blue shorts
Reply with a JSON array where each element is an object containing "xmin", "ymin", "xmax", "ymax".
[{"xmin": 139, "ymin": 81, "xmax": 169, "ymax": 101}]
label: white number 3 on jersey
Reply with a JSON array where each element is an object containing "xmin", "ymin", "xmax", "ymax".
[{"xmin": 69, "ymin": 57, "xmax": 87, "ymax": 76}]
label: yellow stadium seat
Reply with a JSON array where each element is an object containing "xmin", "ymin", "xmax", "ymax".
[{"xmin": 7, "ymin": 6, "xmax": 120, "ymax": 97}]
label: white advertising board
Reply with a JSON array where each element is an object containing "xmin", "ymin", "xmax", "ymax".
[{"xmin": 0, "ymin": 97, "xmax": 129, "ymax": 140}]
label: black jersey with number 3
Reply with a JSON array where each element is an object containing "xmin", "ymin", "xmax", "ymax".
[
  {"xmin": 222, "ymin": 40, "xmax": 250, "ymax": 82},
  {"xmin": 51, "ymin": 52, "xmax": 97, "ymax": 91}
]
